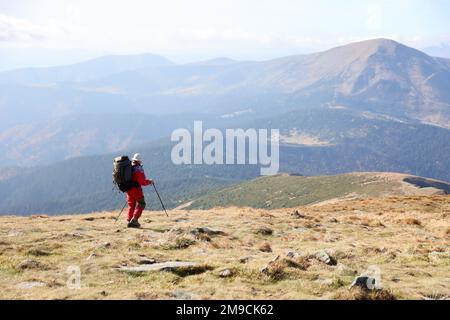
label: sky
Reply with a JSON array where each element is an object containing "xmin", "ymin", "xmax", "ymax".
[{"xmin": 0, "ymin": 0, "xmax": 449, "ymax": 69}]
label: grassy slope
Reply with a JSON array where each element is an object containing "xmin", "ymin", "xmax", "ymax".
[
  {"xmin": 0, "ymin": 196, "xmax": 448, "ymax": 300},
  {"xmin": 187, "ymin": 173, "xmax": 450, "ymax": 210}
]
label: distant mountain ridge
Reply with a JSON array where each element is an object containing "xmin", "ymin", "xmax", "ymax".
[
  {"xmin": 0, "ymin": 53, "xmax": 173, "ymax": 84},
  {"xmin": 1, "ymin": 39, "xmax": 449, "ymax": 167},
  {"xmin": 1, "ymin": 39, "xmax": 449, "ymax": 125}
]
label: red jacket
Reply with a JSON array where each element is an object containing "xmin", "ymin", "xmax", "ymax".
[{"xmin": 127, "ymin": 164, "xmax": 151, "ymax": 199}]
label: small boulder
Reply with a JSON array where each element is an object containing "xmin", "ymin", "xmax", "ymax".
[
  {"xmin": 120, "ymin": 261, "xmax": 200, "ymax": 274},
  {"xmin": 239, "ymin": 256, "xmax": 250, "ymax": 264},
  {"xmin": 69, "ymin": 232, "xmax": 83, "ymax": 238},
  {"xmin": 18, "ymin": 259, "xmax": 48, "ymax": 270},
  {"xmin": 255, "ymin": 227, "xmax": 273, "ymax": 236},
  {"xmin": 138, "ymin": 257, "xmax": 156, "ymax": 265},
  {"xmin": 291, "ymin": 210, "xmax": 305, "ymax": 218},
  {"xmin": 218, "ymin": 268, "xmax": 233, "ymax": 278},
  {"xmin": 258, "ymin": 242, "xmax": 272, "ymax": 253},
  {"xmin": 286, "ymin": 251, "xmax": 301, "ymax": 259},
  {"xmin": 190, "ymin": 227, "xmax": 225, "ymax": 236},
  {"xmin": 27, "ymin": 249, "xmax": 52, "ymax": 257},
  {"xmin": 260, "ymin": 266, "xmax": 269, "ymax": 275},
  {"xmin": 87, "ymin": 253, "xmax": 97, "ymax": 260},
  {"xmin": 350, "ymin": 276, "xmax": 379, "ymax": 290},
  {"xmin": 314, "ymin": 250, "xmax": 337, "ymax": 266},
  {"xmin": 16, "ymin": 281, "xmax": 46, "ymax": 289},
  {"xmin": 324, "ymin": 233, "xmax": 340, "ymax": 243}
]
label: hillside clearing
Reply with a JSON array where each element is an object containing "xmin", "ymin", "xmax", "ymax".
[{"xmin": 187, "ymin": 173, "xmax": 450, "ymax": 210}]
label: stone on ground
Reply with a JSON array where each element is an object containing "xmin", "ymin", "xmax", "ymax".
[{"xmin": 120, "ymin": 261, "xmax": 199, "ymax": 273}]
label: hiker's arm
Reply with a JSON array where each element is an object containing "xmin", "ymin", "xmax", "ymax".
[{"xmin": 136, "ymin": 170, "xmax": 152, "ymax": 186}]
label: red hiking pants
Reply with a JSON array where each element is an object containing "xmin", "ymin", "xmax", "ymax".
[{"xmin": 126, "ymin": 187, "xmax": 146, "ymax": 221}]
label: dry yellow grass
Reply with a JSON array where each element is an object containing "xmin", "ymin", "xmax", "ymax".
[{"xmin": 0, "ymin": 196, "xmax": 449, "ymax": 300}]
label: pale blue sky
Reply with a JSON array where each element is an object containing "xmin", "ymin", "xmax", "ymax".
[{"xmin": 0, "ymin": 0, "xmax": 449, "ymax": 68}]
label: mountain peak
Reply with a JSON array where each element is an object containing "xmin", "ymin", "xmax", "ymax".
[
  {"xmin": 330, "ymin": 38, "xmax": 407, "ymax": 54},
  {"xmin": 362, "ymin": 38, "xmax": 401, "ymax": 47},
  {"xmin": 334, "ymin": 38, "xmax": 426, "ymax": 58}
]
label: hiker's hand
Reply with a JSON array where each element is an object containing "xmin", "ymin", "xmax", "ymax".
[{"xmin": 148, "ymin": 179, "xmax": 154, "ymax": 185}]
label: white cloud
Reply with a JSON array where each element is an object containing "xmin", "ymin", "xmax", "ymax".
[
  {"xmin": 0, "ymin": 14, "xmax": 48, "ymax": 42},
  {"xmin": 0, "ymin": 13, "xmax": 83, "ymax": 47}
]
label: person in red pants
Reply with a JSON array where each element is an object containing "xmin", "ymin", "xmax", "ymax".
[{"xmin": 126, "ymin": 153, "xmax": 153, "ymax": 228}]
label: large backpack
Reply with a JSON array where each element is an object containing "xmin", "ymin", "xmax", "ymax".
[{"xmin": 112, "ymin": 156, "xmax": 138, "ymax": 192}]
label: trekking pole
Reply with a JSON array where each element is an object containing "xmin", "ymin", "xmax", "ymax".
[
  {"xmin": 115, "ymin": 201, "xmax": 127, "ymax": 223},
  {"xmin": 152, "ymin": 183, "xmax": 169, "ymax": 217}
]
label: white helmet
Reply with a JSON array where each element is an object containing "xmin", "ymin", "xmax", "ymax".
[{"xmin": 132, "ymin": 153, "xmax": 142, "ymax": 162}]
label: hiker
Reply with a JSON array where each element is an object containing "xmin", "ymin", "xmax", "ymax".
[{"xmin": 126, "ymin": 153, "xmax": 153, "ymax": 228}]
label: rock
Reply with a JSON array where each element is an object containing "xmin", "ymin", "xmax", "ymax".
[
  {"xmin": 286, "ymin": 251, "xmax": 301, "ymax": 259},
  {"xmin": 314, "ymin": 250, "xmax": 337, "ymax": 266},
  {"xmin": 255, "ymin": 227, "xmax": 273, "ymax": 236},
  {"xmin": 174, "ymin": 218, "xmax": 190, "ymax": 223},
  {"xmin": 258, "ymin": 242, "xmax": 272, "ymax": 253},
  {"xmin": 260, "ymin": 266, "xmax": 269, "ymax": 275},
  {"xmin": 324, "ymin": 233, "xmax": 340, "ymax": 243},
  {"xmin": 270, "ymin": 255, "xmax": 280, "ymax": 263},
  {"xmin": 218, "ymin": 268, "xmax": 233, "ymax": 278},
  {"xmin": 69, "ymin": 232, "xmax": 83, "ymax": 238},
  {"xmin": 260, "ymin": 255, "xmax": 281, "ymax": 275},
  {"xmin": 27, "ymin": 249, "xmax": 52, "ymax": 256},
  {"xmin": 120, "ymin": 261, "xmax": 199, "ymax": 273},
  {"xmin": 239, "ymin": 256, "xmax": 250, "ymax": 264},
  {"xmin": 100, "ymin": 290, "xmax": 108, "ymax": 297},
  {"xmin": 291, "ymin": 210, "xmax": 305, "ymax": 218},
  {"xmin": 190, "ymin": 227, "xmax": 225, "ymax": 236},
  {"xmin": 103, "ymin": 242, "xmax": 111, "ymax": 249},
  {"xmin": 83, "ymin": 217, "xmax": 95, "ymax": 221},
  {"xmin": 18, "ymin": 259, "xmax": 48, "ymax": 270},
  {"xmin": 328, "ymin": 218, "xmax": 339, "ymax": 223},
  {"xmin": 350, "ymin": 276, "xmax": 379, "ymax": 290},
  {"xmin": 138, "ymin": 258, "xmax": 156, "ymax": 265},
  {"xmin": 87, "ymin": 253, "xmax": 97, "ymax": 260},
  {"xmin": 16, "ymin": 281, "xmax": 46, "ymax": 289}
]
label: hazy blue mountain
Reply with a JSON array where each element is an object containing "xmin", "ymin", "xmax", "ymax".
[
  {"xmin": 0, "ymin": 38, "xmax": 449, "ymax": 191},
  {"xmin": 2, "ymin": 39, "xmax": 448, "ymax": 130},
  {"xmin": 0, "ymin": 113, "xmax": 211, "ymax": 167},
  {"xmin": 0, "ymin": 53, "xmax": 173, "ymax": 84},
  {"xmin": 78, "ymin": 39, "xmax": 450, "ymax": 127}
]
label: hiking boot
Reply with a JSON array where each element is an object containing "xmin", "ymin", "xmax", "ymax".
[{"xmin": 127, "ymin": 219, "xmax": 141, "ymax": 228}]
